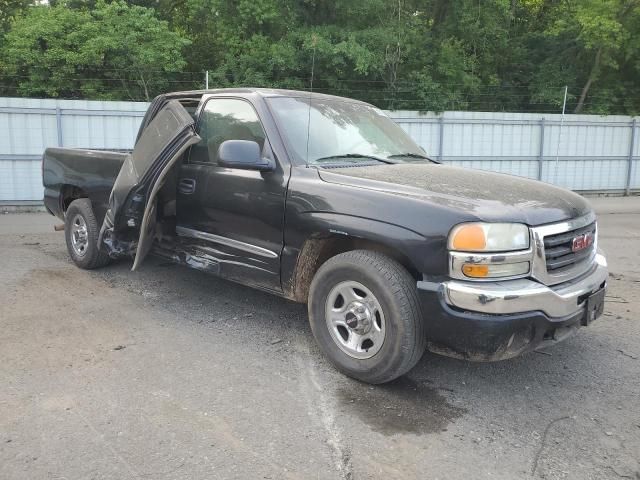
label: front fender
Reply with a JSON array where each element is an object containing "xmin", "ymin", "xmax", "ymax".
[
  {"xmin": 297, "ymin": 211, "xmax": 430, "ymax": 262},
  {"xmin": 281, "ymin": 211, "xmax": 448, "ymax": 300}
]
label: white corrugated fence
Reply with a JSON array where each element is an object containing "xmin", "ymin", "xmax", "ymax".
[
  {"xmin": 1, "ymin": 97, "xmax": 638, "ymax": 202},
  {"xmin": 1, "ymin": 97, "xmax": 148, "ymax": 203}
]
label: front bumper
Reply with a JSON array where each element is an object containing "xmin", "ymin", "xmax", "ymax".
[
  {"xmin": 441, "ymin": 253, "xmax": 608, "ymax": 318},
  {"xmin": 417, "ymin": 253, "xmax": 608, "ymax": 361}
]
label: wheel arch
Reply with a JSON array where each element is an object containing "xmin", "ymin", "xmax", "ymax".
[
  {"xmin": 60, "ymin": 184, "xmax": 90, "ymax": 214},
  {"xmin": 286, "ymin": 216, "xmax": 425, "ymax": 303}
]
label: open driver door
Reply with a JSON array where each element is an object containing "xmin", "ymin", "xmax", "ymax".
[{"xmin": 98, "ymin": 99, "xmax": 200, "ymax": 270}]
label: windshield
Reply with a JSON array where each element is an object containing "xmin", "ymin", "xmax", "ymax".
[{"xmin": 266, "ymin": 96, "xmax": 431, "ymax": 165}]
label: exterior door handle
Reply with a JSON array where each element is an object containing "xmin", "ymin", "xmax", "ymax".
[{"xmin": 178, "ymin": 178, "xmax": 196, "ymax": 194}]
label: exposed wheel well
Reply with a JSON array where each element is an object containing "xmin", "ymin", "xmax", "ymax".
[
  {"xmin": 60, "ymin": 185, "xmax": 89, "ymax": 213},
  {"xmin": 290, "ymin": 235, "xmax": 420, "ymax": 303}
]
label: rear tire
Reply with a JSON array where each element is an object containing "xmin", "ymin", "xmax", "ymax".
[
  {"xmin": 308, "ymin": 250, "xmax": 426, "ymax": 384},
  {"xmin": 64, "ymin": 198, "xmax": 110, "ymax": 270}
]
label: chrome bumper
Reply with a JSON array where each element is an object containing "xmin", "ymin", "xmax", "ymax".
[{"xmin": 424, "ymin": 253, "xmax": 608, "ymax": 318}]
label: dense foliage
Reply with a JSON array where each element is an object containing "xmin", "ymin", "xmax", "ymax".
[{"xmin": 1, "ymin": 0, "xmax": 639, "ymax": 113}]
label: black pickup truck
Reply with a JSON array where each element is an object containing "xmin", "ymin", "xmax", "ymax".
[{"xmin": 43, "ymin": 89, "xmax": 608, "ymax": 383}]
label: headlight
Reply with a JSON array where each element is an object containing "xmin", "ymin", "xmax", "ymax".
[
  {"xmin": 448, "ymin": 223, "xmax": 529, "ymax": 252},
  {"xmin": 448, "ymin": 222, "xmax": 532, "ymax": 280}
]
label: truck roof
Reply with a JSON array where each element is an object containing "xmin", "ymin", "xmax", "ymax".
[{"xmin": 164, "ymin": 88, "xmax": 369, "ymax": 105}]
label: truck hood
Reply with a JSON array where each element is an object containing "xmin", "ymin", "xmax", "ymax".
[{"xmin": 318, "ymin": 163, "xmax": 591, "ymax": 226}]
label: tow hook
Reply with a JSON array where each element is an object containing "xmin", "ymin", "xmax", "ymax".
[{"xmin": 54, "ymin": 223, "xmax": 65, "ymax": 231}]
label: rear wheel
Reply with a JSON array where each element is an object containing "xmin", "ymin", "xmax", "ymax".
[
  {"xmin": 308, "ymin": 250, "xmax": 426, "ymax": 384},
  {"xmin": 64, "ymin": 198, "xmax": 110, "ymax": 270}
]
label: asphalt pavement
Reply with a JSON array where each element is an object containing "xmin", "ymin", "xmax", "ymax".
[{"xmin": 1, "ymin": 197, "xmax": 639, "ymax": 480}]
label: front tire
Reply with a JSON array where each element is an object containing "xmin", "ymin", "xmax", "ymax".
[
  {"xmin": 308, "ymin": 250, "xmax": 426, "ymax": 384},
  {"xmin": 64, "ymin": 198, "xmax": 110, "ymax": 270}
]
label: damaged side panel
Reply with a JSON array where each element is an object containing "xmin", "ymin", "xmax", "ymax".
[
  {"xmin": 152, "ymin": 237, "xmax": 281, "ymax": 292},
  {"xmin": 98, "ymin": 100, "xmax": 200, "ymax": 269}
]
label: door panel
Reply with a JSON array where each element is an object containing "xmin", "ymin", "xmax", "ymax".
[
  {"xmin": 176, "ymin": 98, "xmax": 288, "ymax": 291},
  {"xmin": 99, "ymin": 100, "xmax": 199, "ymax": 268},
  {"xmin": 131, "ymin": 135, "xmax": 200, "ymax": 270}
]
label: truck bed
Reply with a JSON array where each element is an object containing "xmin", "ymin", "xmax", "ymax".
[{"xmin": 43, "ymin": 147, "xmax": 128, "ymax": 224}]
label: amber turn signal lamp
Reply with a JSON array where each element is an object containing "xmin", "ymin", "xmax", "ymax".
[
  {"xmin": 462, "ymin": 264, "xmax": 490, "ymax": 278},
  {"xmin": 451, "ymin": 224, "xmax": 486, "ymax": 251}
]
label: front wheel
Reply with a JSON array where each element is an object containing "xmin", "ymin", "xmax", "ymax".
[{"xmin": 308, "ymin": 250, "xmax": 426, "ymax": 384}]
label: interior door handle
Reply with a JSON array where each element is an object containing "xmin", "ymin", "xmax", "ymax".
[{"xmin": 178, "ymin": 178, "xmax": 196, "ymax": 194}]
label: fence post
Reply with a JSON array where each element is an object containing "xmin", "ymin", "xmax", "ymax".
[
  {"xmin": 537, "ymin": 117, "xmax": 545, "ymax": 180},
  {"xmin": 625, "ymin": 118, "xmax": 637, "ymax": 196},
  {"xmin": 55, "ymin": 106, "xmax": 63, "ymax": 147},
  {"xmin": 438, "ymin": 115, "xmax": 444, "ymax": 162}
]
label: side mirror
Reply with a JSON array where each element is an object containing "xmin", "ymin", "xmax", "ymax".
[{"xmin": 217, "ymin": 140, "xmax": 273, "ymax": 171}]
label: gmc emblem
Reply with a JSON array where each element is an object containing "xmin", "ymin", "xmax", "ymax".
[{"xmin": 572, "ymin": 232, "xmax": 594, "ymax": 252}]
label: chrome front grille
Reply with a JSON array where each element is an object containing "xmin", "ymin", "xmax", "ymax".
[
  {"xmin": 544, "ymin": 222, "xmax": 596, "ymax": 273},
  {"xmin": 531, "ymin": 212, "xmax": 598, "ymax": 286}
]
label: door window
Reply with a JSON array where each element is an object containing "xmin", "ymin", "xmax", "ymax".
[{"xmin": 189, "ymin": 98, "xmax": 267, "ymax": 164}]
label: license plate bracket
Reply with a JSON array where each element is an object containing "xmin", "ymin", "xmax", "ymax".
[{"xmin": 582, "ymin": 288, "xmax": 605, "ymax": 326}]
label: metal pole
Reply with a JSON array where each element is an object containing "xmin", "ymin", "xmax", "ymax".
[
  {"xmin": 55, "ymin": 106, "xmax": 63, "ymax": 147},
  {"xmin": 625, "ymin": 118, "xmax": 637, "ymax": 196},
  {"xmin": 537, "ymin": 117, "xmax": 545, "ymax": 180},
  {"xmin": 438, "ymin": 115, "xmax": 444, "ymax": 162},
  {"xmin": 205, "ymin": 70, "xmax": 209, "ymax": 90},
  {"xmin": 305, "ymin": 38, "xmax": 317, "ymax": 165},
  {"xmin": 554, "ymin": 86, "xmax": 568, "ymax": 181}
]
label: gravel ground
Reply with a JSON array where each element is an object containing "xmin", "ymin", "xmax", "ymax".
[{"xmin": 1, "ymin": 197, "xmax": 639, "ymax": 480}]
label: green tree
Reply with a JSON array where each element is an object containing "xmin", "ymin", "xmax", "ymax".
[
  {"xmin": 1, "ymin": 0, "xmax": 639, "ymax": 114},
  {"xmin": 0, "ymin": 0, "xmax": 30, "ymax": 35},
  {"xmin": 528, "ymin": 0, "xmax": 640, "ymax": 113},
  {"xmin": 0, "ymin": 1, "xmax": 190, "ymax": 100}
]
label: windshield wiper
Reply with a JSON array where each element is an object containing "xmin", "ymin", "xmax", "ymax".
[
  {"xmin": 387, "ymin": 152, "xmax": 438, "ymax": 163},
  {"xmin": 313, "ymin": 153, "xmax": 396, "ymax": 165}
]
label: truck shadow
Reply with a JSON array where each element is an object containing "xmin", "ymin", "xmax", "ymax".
[
  {"xmin": 92, "ymin": 255, "xmax": 608, "ymax": 436},
  {"xmin": 334, "ymin": 376, "xmax": 467, "ymax": 435}
]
